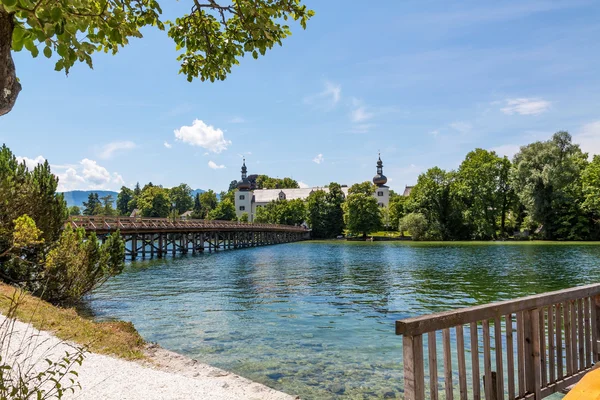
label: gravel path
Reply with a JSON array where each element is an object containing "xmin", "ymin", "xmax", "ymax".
[{"xmin": 0, "ymin": 315, "xmax": 297, "ymax": 400}]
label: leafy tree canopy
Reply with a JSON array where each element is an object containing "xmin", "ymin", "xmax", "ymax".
[
  {"xmin": 512, "ymin": 131, "xmax": 589, "ymax": 239},
  {"xmin": 207, "ymin": 198, "xmax": 236, "ymax": 221},
  {"xmin": 116, "ymin": 186, "xmax": 134, "ymax": 215},
  {"xmin": 0, "ymin": 0, "xmax": 314, "ymax": 116},
  {"xmin": 169, "ymin": 183, "xmax": 193, "ymax": 214},
  {"xmin": 343, "ymin": 182, "xmax": 382, "ymax": 237},
  {"xmin": 138, "ymin": 185, "xmax": 170, "ymax": 217}
]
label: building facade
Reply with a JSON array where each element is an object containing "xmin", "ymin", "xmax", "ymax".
[{"xmin": 234, "ymin": 155, "xmax": 392, "ymax": 222}]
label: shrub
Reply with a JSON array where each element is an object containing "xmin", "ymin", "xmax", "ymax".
[{"xmin": 399, "ymin": 212, "xmax": 428, "ymax": 241}]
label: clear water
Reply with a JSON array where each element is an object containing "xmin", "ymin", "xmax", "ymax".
[{"xmin": 84, "ymin": 241, "xmax": 600, "ymax": 399}]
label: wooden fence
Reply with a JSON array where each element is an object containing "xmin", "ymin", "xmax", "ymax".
[{"xmin": 396, "ymin": 284, "xmax": 600, "ymax": 400}]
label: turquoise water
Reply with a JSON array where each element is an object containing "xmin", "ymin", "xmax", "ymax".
[{"xmin": 85, "ymin": 241, "xmax": 600, "ymax": 399}]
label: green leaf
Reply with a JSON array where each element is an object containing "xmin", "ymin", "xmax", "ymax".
[
  {"xmin": 43, "ymin": 46, "xmax": 52, "ymax": 58},
  {"xmin": 2, "ymin": 0, "xmax": 17, "ymax": 8},
  {"xmin": 51, "ymin": 7, "xmax": 62, "ymax": 22}
]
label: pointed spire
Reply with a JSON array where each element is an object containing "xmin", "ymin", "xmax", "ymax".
[{"xmin": 237, "ymin": 158, "xmax": 251, "ymax": 191}]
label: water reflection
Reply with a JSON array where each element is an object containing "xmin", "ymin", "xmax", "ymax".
[{"xmin": 86, "ymin": 241, "xmax": 600, "ymax": 399}]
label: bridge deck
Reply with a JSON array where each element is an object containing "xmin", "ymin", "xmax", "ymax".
[{"xmin": 66, "ymin": 216, "xmax": 308, "ymax": 234}]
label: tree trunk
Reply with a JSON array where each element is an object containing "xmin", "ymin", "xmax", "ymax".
[{"xmin": 0, "ymin": 8, "xmax": 20, "ymax": 117}]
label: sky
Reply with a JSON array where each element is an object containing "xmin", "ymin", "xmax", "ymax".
[{"xmin": 2, "ymin": 0, "xmax": 600, "ymax": 193}]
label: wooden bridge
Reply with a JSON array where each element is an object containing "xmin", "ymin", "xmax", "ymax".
[
  {"xmin": 397, "ymin": 283, "xmax": 600, "ymax": 400},
  {"xmin": 66, "ymin": 216, "xmax": 309, "ymax": 260}
]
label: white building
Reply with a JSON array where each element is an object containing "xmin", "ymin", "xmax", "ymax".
[{"xmin": 234, "ymin": 155, "xmax": 391, "ymax": 222}]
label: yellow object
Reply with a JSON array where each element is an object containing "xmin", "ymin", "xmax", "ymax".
[{"xmin": 564, "ymin": 368, "xmax": 600, "ymax": 400}]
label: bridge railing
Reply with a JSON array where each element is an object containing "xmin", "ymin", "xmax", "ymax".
[
  {"xmin": 66, "ymin": 216, "xmax": 309, "ymax": 232},
  {"xmin": 396, "ymin": 284, "xmax": 600, "ymax": 400}
]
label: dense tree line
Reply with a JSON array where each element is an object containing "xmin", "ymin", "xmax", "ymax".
[
  {"xmin": 401, "ymin": 131, "xmax": 600, "ymax": 241},
  {"xmin": 0, "ymin": 145, "xmax": 124, "ymax": 304}
]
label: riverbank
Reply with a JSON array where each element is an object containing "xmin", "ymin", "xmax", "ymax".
[{"xmin": 0, "ymin": 284, "xmax": 297, "ymax": 400}]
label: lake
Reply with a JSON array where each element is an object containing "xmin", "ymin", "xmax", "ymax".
[{"xmin": 84, "ymin": 241, "xmax": 600, "ymax": 399}]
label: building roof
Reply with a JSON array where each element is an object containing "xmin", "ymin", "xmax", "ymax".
[
  {"xmin": 181, "ymin": 211, "xmax": 193, "ymax": 217},
  {"xmin": 402, "ymin": 185, "xmax": 414, "ymax": 197},
  {"xmin": 253, "ymin": 187, "xmax": 350, "ymax": 203}
]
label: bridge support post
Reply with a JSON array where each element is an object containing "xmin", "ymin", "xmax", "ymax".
[
  {"xmin": 158, "ymin": 234, "xmax": 164, "ymax": 258},
  {"xmin": 131, "ymin": 234, "xmax": 137, "ymax": 260},
  {"xmin": 141, "ymin": 234, "xmax": 146, "ymax": 258}
]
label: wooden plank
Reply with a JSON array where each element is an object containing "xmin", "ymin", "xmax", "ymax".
[
  {"xmin": 403, "ymin": 334, "xmax": 425, "ymax": 400},
  {"xmin": 506, "ymin": 314, "xmax": 515, "ymax": 399},
  {"xmin": 548, "ymin": 304, "xmax": 555, "ymax": 384},
  {"xmin": 556, "ymin": 303, "xmax": 563, "ymax": 379},
  {"xmin": 592, "ymin": 295, "xmax": 599, "ymax": 363},
  {"xmin": 443, "ymin": 328, "xmax": 454, "ymax": 400},
  {"xmin": 564, "ymin": 301, "xmax": 573, "ymax": 376},
  {"xmin": 578, "ymin": 298, "xmax": 585, "ymax": 371},
  {"xmin": 524, "ymin": 310, "xmax": 535, "ymax": 394},
  {"xmin": 585, "ymin": 297, "xmax": 591, "ymax": 368},
  {"xmin": 531, "ymin": 310, "xmax": 542, "ymax": 400},
  {"xmin": 539, "ymin": 308, "xmax": 547, "ymax": 387},
  {"xmin": 396, "ymin": 283, "xmax": 600, "ymax": 336},
  {"xmin": 493, "ymin": 316, "xmax": 504, "ymax": 400},
  {"xmin": 483, "ymin": 320, "xmax": 492, "ymax": 400},
  {"xmin": 517, "ymin": 311, "xmax": 525, "ymax": 397},
  {"xmin": 428, "ymin": 332, "xmax": 439, "ymax": 400},
  {"xmin": 470, "ymin": 322, "xmax": 481, "ymax": 400},
  {"xmin": 456, "ymin": 325, "xmax": 467, "ymax": 400},
  {"xmin": 571, "ymin": 300, "xmax": 578, "ymax": 373}
]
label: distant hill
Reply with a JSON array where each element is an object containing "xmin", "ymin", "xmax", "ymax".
[{"xmin": 61, "ymin": 189, "xmax": 208, "ymax": 209}]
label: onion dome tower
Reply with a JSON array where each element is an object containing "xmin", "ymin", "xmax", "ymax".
[
  {"xmin": 373, "ymin": 153, "xmax": 388, "ymax": 187},
  {"xmin": 237, "ymin": 159, "xmax": 251, "ymax": 191}
]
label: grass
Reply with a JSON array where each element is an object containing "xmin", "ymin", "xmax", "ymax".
[
  {"xmin": 0, "ymin": 283, "xmax": 146, "ymax": 360},
  {"xmin": 370, "ymin": 230, "xmax": 406, "ymax": 238}
]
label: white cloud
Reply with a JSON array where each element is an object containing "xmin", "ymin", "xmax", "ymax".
[
  {"xmin": 229, "ymin": 116, "xmax": 245, "ymax": 123},
  {"xmin": 99, "ymin": 141, "xmax": 136, "ymax": 159},
  {"xmin": 500, "ymin": 98, "xmax": 551, "ymax": 116},
  {"xmin": 164, "ymin": 141, "xmax": 172, "ymax": 149},
  {"xmin": 174, "ymin": 119, "xmax": 232, "ymax": 153},
  {"xmin": 430, "ymin": 130, "xmax": 440, "ymax": 137},
  {"xmin": 298, "ymin": 181, "xmax": 309, "ymax": 188},
  {"xmin": 208, "ymin": 161, "xmax": 226, "ymax": 169},
  {"xmin": 350, "ymin": 106, "xmax": 374, "ymax": 123},
  {"xmin": 304, "ymin": 81, "xmax": 341, "ymax": 109},
  {"xmin": 313, "ymin": 154, "xmax": 324, "ymax": 164},
  {"xmin": 350, "ymin": 123, "xmax": 376, "ymax": 134},
  {"xmin": 16, "ymin": 155, "xmax": 45, "ymax": 170},
  {"xmin": 575, "ymin": 121, "xmax": 600, "ymax": 157},
  {"xmin": 57, "ymin": 159, "xmax": 124, "ymax": 191},
  {"xmin": 449, "ymin": 121, "xmax": 472, "ymax": 134},
  {"xmin": 490, "ymin": 144, "xmax": 521, "ymax": 159}
]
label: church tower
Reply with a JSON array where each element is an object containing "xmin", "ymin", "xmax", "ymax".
[
  {"xmin": 235, "ymin": 159, "xmax": 253, "ymax": 221},
  {"xmin": 373, "ymin": 153, "xmax": 390, "ymax": 208}
]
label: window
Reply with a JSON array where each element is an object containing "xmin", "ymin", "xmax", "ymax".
[
  {"xmin": 239, "ymin": 206, "xmax": 245, "ymax": 211},
  {"xmin": 377, "ymin": 191, "xmax": 384, "ymax": 196},
  {"xmin": 379, "ymin": 203, "xmax": 384, "ymax": 208},
  {"xmin": 239, "ymin": 195, "xmax": 245, "ymax": 200}
]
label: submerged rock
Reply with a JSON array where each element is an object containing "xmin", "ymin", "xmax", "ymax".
[
  {"xmin": 267, "ymin": 372, "xmax": 285, "ymax": 381},
  {"xmin": 328, "ymin": 383, "xmax": 346, "ymax": 395}
]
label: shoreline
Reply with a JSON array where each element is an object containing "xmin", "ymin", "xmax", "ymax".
[{"xmin": 0, "ymin": 313, "xmax": 299, "ymax": 400}]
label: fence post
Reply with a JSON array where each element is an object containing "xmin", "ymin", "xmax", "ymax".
[
  {"xmin": 403, "ymin": 334, "xmax": 425, "ymax": 400},
  {"xmin": 594, "ymin": 295, "xmax": 600, "ymax": 362}
]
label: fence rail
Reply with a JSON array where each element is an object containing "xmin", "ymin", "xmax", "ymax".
[
  {"xmin": 396, "ymin": 284, "xmax": 600, "ymax": 400},
  {"xmin": 66, "ymin": 216, "xmax": 309, "ymax": 233}
]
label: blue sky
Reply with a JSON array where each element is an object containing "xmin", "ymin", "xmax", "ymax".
[{"xmin": 2, "ymin": 0, "xmax": 600, "ymax": 193}]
